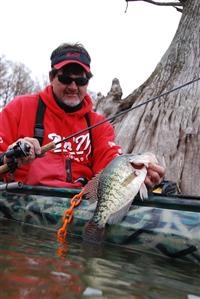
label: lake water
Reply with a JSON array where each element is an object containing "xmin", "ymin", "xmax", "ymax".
[{"xmin": 0, "ymin": 218, "xmax": 200, "ymax": 299}]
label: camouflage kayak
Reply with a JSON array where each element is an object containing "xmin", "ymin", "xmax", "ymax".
[{"xmin": 0, "ymin": 182, "xmax": 200, "ymax": 264}]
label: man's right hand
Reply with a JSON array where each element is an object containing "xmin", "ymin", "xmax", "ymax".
[{"xmin": 6, "ymin": 137, "xmax": 42, "ymax": 166}]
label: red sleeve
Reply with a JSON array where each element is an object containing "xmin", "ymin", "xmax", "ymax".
[
  {"xmin": 90, "ymin": 113, "xmax": 122, "ymax": 175},
  {"xmin": 0, "ymin": 99, "xmax": 21, "ymax": 153},
  {"xmin": 0, "ymin": 100, "xmax": 20, "ymax": 180},
  {"xmin": 0, "ymin": 95, "xmax": 37, "ymax": 155}
]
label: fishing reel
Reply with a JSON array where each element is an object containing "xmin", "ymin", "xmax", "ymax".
[
  {"xmin": 5, "ymin": 141, "xmax": 31, "ymax": 159},
  {"xmin": 4, "ymin": 141, "xmax": 31, "ymax": 173}
]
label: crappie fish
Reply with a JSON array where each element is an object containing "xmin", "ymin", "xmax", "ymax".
[{"xmin": 83, "ymin": 152, "xmax": 158, "ymax": 243}]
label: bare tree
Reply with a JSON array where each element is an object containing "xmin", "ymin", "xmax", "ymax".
[
  {"xmin": 0, "ymin": 56, "xmax": 42, "ymax": 108},
  {"xmin": 95, "ymin": 0, "xmax": 200, "ymax": 195}
]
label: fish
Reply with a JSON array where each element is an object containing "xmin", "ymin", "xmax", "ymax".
[{"xmin": 83, "ymin": 152, "xmax": 158, "ymax": 243}]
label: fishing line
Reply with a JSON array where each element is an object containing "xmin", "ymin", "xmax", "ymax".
[{"xmin": 55, "ymin": 76, "xmax": 200, "ymax": 146}]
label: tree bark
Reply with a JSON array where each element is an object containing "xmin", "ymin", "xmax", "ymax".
[{"xmin": 95, "ymin": 0, "xmax": 200, "ymax": 195}]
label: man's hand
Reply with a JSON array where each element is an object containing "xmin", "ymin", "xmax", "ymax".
[
  {"xmin": 6, "ymin": 137, "xmax": 42, "ymax": 165},
  {"xmin": 145, "ymin": 162, "xmax": 165, "ymax": 189}
]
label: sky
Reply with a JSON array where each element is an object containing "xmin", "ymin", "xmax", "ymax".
[{"xmin": 0, "ymin": 0, "xmax": 181, "ymax": 98}]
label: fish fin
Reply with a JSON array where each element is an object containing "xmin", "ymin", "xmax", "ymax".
[
  {"xmin": 139, "ymin": 182, "xmax": 148, "ymax": 200},
  {"xmin": 83, "ymin": 172, "xmax": 102, "ymax": 203},
  {"xmin": 107, "ymin": 200, "xmax": 133, "ymax": 224},
  {"xmin": 83, "ymin": 220, "xmax": 105, "ymax": 244}
]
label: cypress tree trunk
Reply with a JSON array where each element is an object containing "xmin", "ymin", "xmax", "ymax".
[{"xmin": 96, "ymin": 0, "xmax": 200, "ymax": 195}]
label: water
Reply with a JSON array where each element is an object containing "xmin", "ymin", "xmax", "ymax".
[{"xmin": 0, "ymin": 219, "xmax": 200, "ymax": 299}]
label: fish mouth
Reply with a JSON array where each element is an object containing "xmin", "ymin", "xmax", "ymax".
[{"xmin": 131, "ymin": 162, "xmax": 144, "ymax": 169}]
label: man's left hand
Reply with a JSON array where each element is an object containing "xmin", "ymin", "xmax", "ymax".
[{"xmin": 145, "ymin": 163, "xmax": 165, "ymax": 189}]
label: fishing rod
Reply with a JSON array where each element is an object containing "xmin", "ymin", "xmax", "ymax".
[{"xmin": 0, "ymin": 76, "xmax": 200, "ymax": 174}]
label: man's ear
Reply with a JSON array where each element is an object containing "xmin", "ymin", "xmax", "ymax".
[
  {"xmin": 49, "ymin": 69, "xmax": 57, "ymax": 82},
  {"xmin": 49, "ymin": 72, "xmax": 53, "ymax": 82}
]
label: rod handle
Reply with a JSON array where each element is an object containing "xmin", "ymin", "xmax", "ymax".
[
  {"xmin": 0, "ymin": 164, "xmax": 9, "ymax": 174},
  {"xmin": 40, "ymin": 142, "xmax": 56, "ymax": 155},
  {"xmin": 0, "ymin": 142, "xmax": 56, "ymax": 175}
]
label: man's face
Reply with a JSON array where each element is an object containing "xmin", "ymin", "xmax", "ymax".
[{"xmin": 50, "ymin": 65, "xmax": 89, "ymax": 107}]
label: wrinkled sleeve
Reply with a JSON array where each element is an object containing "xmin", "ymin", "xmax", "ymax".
[
  {"xmin": 0, "ymin": 101, "xmax": 20, "ymax": 154},
  {"xmin": 91, "ymin": 115, "xmax": 122, "ymax": 175}
]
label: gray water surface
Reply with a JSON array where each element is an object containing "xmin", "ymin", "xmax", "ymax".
[{"xmin": 0, "ymin": 219, "xmax": 199, "ymax": 299}]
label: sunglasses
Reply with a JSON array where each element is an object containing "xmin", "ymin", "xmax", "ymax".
[{"xmin": 57, "ymin": 74, "xmax": 89, "ymax": 86}]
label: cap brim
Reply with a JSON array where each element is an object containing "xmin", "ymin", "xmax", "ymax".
[{"xmin": 53, "ymin": 60, "xmax": 90, "ymax": 72}]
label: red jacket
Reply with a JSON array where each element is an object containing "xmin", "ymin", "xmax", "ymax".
[{"xmin": 0, "ymin": 86, "xmax": 122, "ymax": 188}]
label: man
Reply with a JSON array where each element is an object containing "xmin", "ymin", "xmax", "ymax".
[{"xmin": 0, "ymin": 43, "xmax": 165, "ymax": 188}]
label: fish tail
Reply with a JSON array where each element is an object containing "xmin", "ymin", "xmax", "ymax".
[{"xmin": 83, "ymin": 220, "xmax": 105, "ymax": 244}]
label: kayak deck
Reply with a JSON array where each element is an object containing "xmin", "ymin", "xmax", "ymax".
[{"xmin": 0, "ymin": 183, "xmax": 200, "ymax": 264}]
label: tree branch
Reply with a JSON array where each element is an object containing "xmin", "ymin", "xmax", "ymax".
[
  {"xmin": 126, "ymin": 0, "xmax": 183, "ymax": 7},
  {"xmin": 125, "ymin": 0, "xmax": 183, "ymax": 13},
  {"xmin": 125, "ymin": 0, "xmax": 183, "ymax": 6}
]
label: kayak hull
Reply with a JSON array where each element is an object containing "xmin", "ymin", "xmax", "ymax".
[{"xmin": 0, "ymin": 183, "xmax": 200, "ymax": 264}]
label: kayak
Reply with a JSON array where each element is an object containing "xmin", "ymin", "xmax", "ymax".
[{"xmin": 0, "ymin": 182, "xmax": 200, "ymax": 264}]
